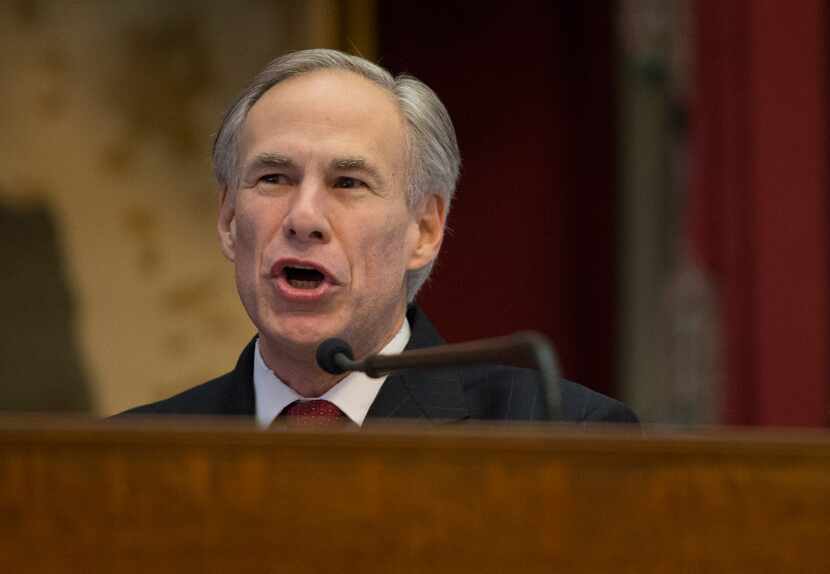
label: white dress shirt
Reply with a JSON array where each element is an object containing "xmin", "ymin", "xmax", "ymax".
[{"xmin": 253, "ymin": 319, "xmax": 411, "ymax": 427}]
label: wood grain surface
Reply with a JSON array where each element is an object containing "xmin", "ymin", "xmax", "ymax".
[{"xmin": 1, "ymin": 418, "xmax": 828, "ymax": 573}]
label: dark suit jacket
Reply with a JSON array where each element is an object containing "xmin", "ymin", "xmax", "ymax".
[{"xmin": 123, "ymin": 305, "xmax": 637, "ymax": 423}]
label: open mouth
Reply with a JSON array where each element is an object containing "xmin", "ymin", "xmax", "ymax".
[{"xmin": 283, "ymin": 266, "xmax": 326, "ymax": 289}]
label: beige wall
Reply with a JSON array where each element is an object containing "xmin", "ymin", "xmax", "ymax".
[{"xmin": 0, "ymin": 1, "xmax": 371, "ymax": 415}]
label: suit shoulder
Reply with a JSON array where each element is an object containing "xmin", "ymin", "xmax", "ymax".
[
  {"xmin": 458, "ymin": 364, "xmax": 638, "ymax": 423},
  {"xmin": 560, "ymin": 379, "xmax": 639, "ymax": 423},
  {"xmin": 116, "ymin": 371, "xmax": 239, "ymax": 416},
  {"xmin": 116, "ymin": 338, "xmax": 258, "ymax": 418}
]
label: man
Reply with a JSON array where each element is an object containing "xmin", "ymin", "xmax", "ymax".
[{"xmin": 125, "ymin": 49, "xmax": 636, "ymax": 425}]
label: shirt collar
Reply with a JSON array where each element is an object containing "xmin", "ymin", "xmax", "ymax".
[{"xmin": 253, "ymin": 318, "xmax": 411, "ymax": 427}]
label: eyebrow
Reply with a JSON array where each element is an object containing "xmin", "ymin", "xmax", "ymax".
[
  {"xmin": 244, "ymin": 153, "xmax": 295, "ymax": 174},
  {"xmin": 243, "ymin": 153, "xmax": 386, "ymax": 185},
  {"xmin": 331, "ymin": 157, "xmax": 384, "ymax": 185}
]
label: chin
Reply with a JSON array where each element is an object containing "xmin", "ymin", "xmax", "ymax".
[{"xmin": 260, "ymin": 311, "xmax": 345, "ymax": 351}]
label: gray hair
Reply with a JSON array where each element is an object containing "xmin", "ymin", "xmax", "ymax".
[{"xmin": 212, "ymin": 49, "xmax": 460, "ymax": 301}]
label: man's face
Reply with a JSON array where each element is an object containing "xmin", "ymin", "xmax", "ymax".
[{"xmin": 218, "ymin": 70, "xmax": 443, "ymax": 365}]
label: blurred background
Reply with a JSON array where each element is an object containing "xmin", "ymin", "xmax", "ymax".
[{"xmin": 1, "ymin": 0, "xmax": 826, "ymax": 427}]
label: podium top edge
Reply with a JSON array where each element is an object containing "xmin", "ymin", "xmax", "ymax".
[{"xmin": 0, "ymin": 414, "xmax": 829, "ymax": 457}]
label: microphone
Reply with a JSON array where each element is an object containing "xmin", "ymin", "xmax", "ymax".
[
  {"xmin": 315, "ymin": 332, "xmax": 562, "ymax": 420},
  {"xmin": 315, "ymin": 338, "xmax": 356, "ymax": 375}
]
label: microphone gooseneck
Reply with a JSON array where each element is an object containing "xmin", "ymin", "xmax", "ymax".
[{"xmin": 315, "ymin": 332, "xmax": 563, "ymax": 420}]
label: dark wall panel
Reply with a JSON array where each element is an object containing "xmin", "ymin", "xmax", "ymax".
[{"xmin": 379, "ymin": 2, "xmax": 619, "ymax": 394}]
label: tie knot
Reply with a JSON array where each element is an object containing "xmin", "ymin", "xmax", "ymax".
[{"xmin": 274, "ymin": 399, "xmax": 350, "ymax": 427}]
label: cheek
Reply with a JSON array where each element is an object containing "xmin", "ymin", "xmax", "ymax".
[
  {"xmin": 234, "ymin": 211, "xmax": 258, "ymax": 253},
  {"xmin": 235, "ymin": 198, "xmax": 278, "ymax": 259},
  {"xmin": 357, "ymin": 218, "xmax": 413, "ymax": 284},
  {"xmin": 232, "ymin": 202, "xmax": 277, "ymax": 286}
]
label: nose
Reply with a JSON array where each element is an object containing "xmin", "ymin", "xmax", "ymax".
[{"xmin": 282, "ymin": 180, "xmax": 331, "ymax": 243}]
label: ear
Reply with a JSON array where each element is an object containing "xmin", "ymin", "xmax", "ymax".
[
  {"xmin": 217, "ymin": 186, "xmax": 237, "ymax": 262},
  {"xmin": 407, "ymin": 194, "xmax": 447, "ymax": 271}
]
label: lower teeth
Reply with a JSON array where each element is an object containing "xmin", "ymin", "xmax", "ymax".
[{"xmin": 288, "ymin": 279, "xmax": 321, "ymax": 289}]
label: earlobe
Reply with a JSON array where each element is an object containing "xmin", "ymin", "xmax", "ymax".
[
  {"xmin": 217, "ymin": 187, "xmax": 237, "ymax": 262},
  {"xmin": 408, "ymin": 194, "xmax": 447, "ymax": 271}
]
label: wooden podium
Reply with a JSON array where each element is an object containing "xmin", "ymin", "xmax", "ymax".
[{"xmin": 1, "ymin": 418, "xmax": 828, "ymax": 573}]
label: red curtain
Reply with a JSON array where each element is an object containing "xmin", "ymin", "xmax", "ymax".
[{"xmin": 692, "ymin": 0, "xmax": 830, "ymax": 425}]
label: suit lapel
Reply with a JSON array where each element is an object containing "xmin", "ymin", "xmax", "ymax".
[
  {"xmin": 366, "ymin": 369, "xmax": 469, "ymax": 422},
  {"xmin": 222, "ymin": 337, "xmax": 257, "ymax": 415},
  {"xmin": 365, "ymin": 373, "xmax": 423, "ymax": 419},
  {"xmin": 365, "ymin": 305, "xmax": 469, "ymax": 424}
]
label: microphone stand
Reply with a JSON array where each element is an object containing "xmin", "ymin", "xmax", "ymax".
[{"xmin": 331, "ymin": 332, "xmax": 563, "ymax": 420}]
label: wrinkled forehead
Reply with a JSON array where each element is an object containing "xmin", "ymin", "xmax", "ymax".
[{"xmin": 238, "ymin": 69, "xmax": 411, "ymax": 177}]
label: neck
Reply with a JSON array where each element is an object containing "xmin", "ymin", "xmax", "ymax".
[
  {"xmin": 260, "ymin": 345, "xmax": 343, "ymax": 397},
  {"xmin": 258, "ymin": 314, "xmax": 406, "ymax": 397}
]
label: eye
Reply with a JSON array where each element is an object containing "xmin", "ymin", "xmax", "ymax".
[
  {"xmin": 260, "ymin": 173, "xmax": 291, "ymax": 185},
  {"xmin": 333, "ymin": 176, "xmax": 367, "ymax": 189}
]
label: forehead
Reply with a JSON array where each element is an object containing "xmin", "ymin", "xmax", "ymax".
[{"xmin": 239, "ymin": 69, "xmax": 409, "ymax": 174}]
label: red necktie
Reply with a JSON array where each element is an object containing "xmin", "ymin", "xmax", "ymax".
[{"xmin": 274, "ymin": 399, "xmax": 352, "ymax": 427}]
